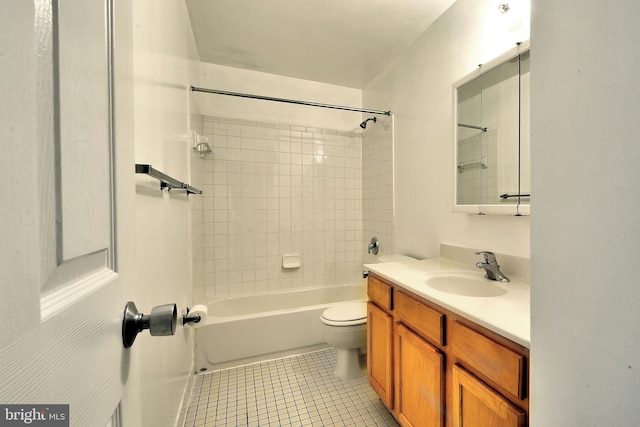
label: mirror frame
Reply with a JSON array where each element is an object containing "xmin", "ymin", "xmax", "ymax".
[{"xmin": 452, "ymin": 41, "xmax": 530, "ymax": 216}]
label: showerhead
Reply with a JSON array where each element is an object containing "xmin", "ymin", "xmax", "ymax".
[{"xmin": 359, "ymin": 117, "xmax": 377, "ymax": 129}]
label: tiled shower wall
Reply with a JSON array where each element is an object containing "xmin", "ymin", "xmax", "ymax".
[
  {"xmin": 193, "ymin": 116, "xmax": 364, "ymax": 299},
  {"xmin": 362, "ymin": 118, "xmax": 394, "ymax": 259},
  {"xmin": 190, "ymin": 116, "xmax": 206, "ymax": 294}
]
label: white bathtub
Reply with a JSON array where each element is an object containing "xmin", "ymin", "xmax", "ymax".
[{"xmin": 195, "ymin": 283, "xmax": 367, "ymax": 371}]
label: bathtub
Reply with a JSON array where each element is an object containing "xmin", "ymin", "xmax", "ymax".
[{"xmin": 195, "ymin": 283, "xmax": 367, "ymax": 371}]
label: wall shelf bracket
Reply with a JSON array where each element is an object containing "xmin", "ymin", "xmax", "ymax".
[{"xmin": 135, "ymin": 164, "xmax": 202, "ymax": 195}]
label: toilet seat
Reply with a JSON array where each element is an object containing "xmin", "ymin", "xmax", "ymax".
[{"xmin": 321, "ymin": 302, "xmax": 367, "ymax": 327}]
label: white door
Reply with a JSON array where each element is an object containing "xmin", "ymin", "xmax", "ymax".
[{"xmin": 0, "ymin": 1, "xmax": 135, "ymax": 426}]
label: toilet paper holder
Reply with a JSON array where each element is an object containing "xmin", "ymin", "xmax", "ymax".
[
  {"xmin": 122, "ymin": 301, "xmax": 177, "ymax": 348},
  {"xmin": 182, "ymin": 307, "xmax": 202, "ymax": 325}
]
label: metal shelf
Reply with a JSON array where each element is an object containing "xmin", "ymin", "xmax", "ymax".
[
  {"xmin": 457, "ymin": 158, "xmax": 487, "ymax": 173},
  {"xmin": 135, "ymin": 164, "xmax": 202, "ymax": 195}
]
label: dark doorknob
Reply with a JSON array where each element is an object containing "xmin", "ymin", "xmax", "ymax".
[{"xmin": 122, "ymin": 301, "xmax": 177, "ymax": 348}]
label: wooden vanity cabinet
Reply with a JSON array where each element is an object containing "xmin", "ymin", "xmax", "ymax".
[
  {"xmin": 367, "ymin": 276, "xmax": 394, "ymax": 409},
  {"xmin": 395, "ymin": 290, "xmax": 446, "ymax": 426},
  {"xmin": 449, "ymin": 320, "xmax": 527, "ymax": 427},
  {"xmin": 396, "ymin": 323, "xmax": 444, "ymax": 426},
  {"xmin": 367, "ymin": 301, "xmax": 394, "ymax": 408},
  {"xmin": 450, "ymin": 321, "xmax": 526, "ymax": 401},
  {"xmin": 367, "ymin": 273, "xmax": 529, "ymax": 427},
  {"xmin": 451, "ymin": 365, "xmax": 525, "ymax": 427}
]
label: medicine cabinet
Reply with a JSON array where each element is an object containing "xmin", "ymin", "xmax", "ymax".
[{"xmin": 453, "ymin": 42, "xmax": 530, "ymax": 215}]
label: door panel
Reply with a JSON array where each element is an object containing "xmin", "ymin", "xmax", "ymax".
[
  {"xmin": 58, "ymin": 0, "xmax": 112, "ymax": 261},
  {"xmin": 0, "ymin": 1, "xmax": 134, "ymax": 425}
]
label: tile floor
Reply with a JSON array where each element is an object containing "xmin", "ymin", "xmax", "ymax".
[{"xmin": 184, "ymin": 348, "xmax": 399, "ymax": 427}]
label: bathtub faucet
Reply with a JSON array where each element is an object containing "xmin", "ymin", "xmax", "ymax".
[{"xmin": 368, "ymin": 237, "xmax": 379, "ymax": 255}]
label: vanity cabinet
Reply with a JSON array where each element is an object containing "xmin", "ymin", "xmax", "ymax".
[
  {"xmin": 367, "ymin": 276, "xmax": 394, "ymax": 409},
  {"xmin": 450, "ymin": 321, "xmax": 526, "ymax": 401},
  {"xmin": 367, "ymin": 273, "xmax": 529, "ymax": 427},
  {"xmin": 395, "ymin": 290, "xmax": 446, "ymax": 426},
  {"xmin": 396, "ymin": 323, "xmax": 444, "ymax": 426},
  {"xmin": 451, "ymin": 365, "xmax": 525, "ymax": 427}
]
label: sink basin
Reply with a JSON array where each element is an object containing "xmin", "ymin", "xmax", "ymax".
[{"xmin": 425, "ymin": 272, "xmax": 507, "ymax": 297}]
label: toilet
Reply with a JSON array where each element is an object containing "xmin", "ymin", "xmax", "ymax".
[
  {"xmin": 321, "ymin": 253, "xmax": 418, "ymax": 378},
  {"xmin": 320, "ymin": 301, "xmax": 368, "ymax": 378}
]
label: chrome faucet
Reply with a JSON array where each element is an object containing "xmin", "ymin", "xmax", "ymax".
[
  {"xmin": 368, "ymin": 237, "xmax": 379, "ymax": 255},
  {"xmin": 475, "ymin": 251, "xmax": 510, "ymax": 282}
]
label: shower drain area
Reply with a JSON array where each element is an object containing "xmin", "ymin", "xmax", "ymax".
[{"xmin": 184, "ymin": 348, "xmax": 398, "ymax": 427}]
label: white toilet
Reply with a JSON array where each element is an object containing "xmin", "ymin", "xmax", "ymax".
[{"xmin": 320, "ymin": 301, "xmax": 368, "ymax": 379}]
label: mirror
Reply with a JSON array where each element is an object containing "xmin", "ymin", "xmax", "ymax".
[{"xmin": 454, "ymin": 42, "xmax": 530, "ymax": 215}]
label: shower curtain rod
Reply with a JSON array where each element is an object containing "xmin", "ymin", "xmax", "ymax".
[{"xmin": 190, "ymin": 85, "xmax": 391, "ymax": 116}]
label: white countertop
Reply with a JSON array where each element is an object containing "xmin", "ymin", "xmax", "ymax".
[{"xmin": 365, "ymin": 258, "xmax": 530, "ymax": 349}]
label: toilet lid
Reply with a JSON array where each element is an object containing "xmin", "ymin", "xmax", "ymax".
[{"xmin": 321, "ymin": 302, "xmax": 367, "ymax": 326}]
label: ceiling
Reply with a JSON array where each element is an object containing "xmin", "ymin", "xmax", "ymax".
[{"xmin": 185, "ymin": 0, "xmax": 456, "ymax": 89}]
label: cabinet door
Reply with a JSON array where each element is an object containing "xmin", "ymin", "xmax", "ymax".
[
  {"xmin": 396, "ymin": 324, "xmax": 444, "ymax": 427},
  {"xmin": 452, "ymin": 365, "xmax": 525, "ymax": 427},
  {"xmin": 368, "ymin": 301, "xmax": 394, "ymax": 409}
]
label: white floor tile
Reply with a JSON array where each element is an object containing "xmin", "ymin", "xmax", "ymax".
[{"xmin": 184, "ymin": 348, "xmax": 399, "ymax": 427}]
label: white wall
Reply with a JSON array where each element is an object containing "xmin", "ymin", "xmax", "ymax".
[
  {"xmin": 132, "ymin": 1, "xmax": 201, "ymax": 425},
  {"xmin": 363, "ymin": 0, "xmax": 530, "ymax": 259},
  {"xmin": 362, "ymin": 117, "xmax": 395, "ymax": 261},
  {"xmin": 530, "ymin": 1, "xmax": 640, "ymax": 425},
  {"xmin": 195, "ymin": 63, "xmax": 363, "ymax": 132}
]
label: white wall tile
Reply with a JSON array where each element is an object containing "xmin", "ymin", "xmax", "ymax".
[{"xmin": 196, "ymin": 115, "xmax": 364, "ymax": 297}]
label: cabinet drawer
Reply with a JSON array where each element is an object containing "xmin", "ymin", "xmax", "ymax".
[
  {"xmin": 368, "ymin": 276, "xmax": 393, "ymax": 311},
  {"xmin": 450, "ymin": 321, "xmax": 526, "ymax": 399},
  {"xmin": 395, "ymin": 291, "xmax": 445, "ymax": 346}
]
